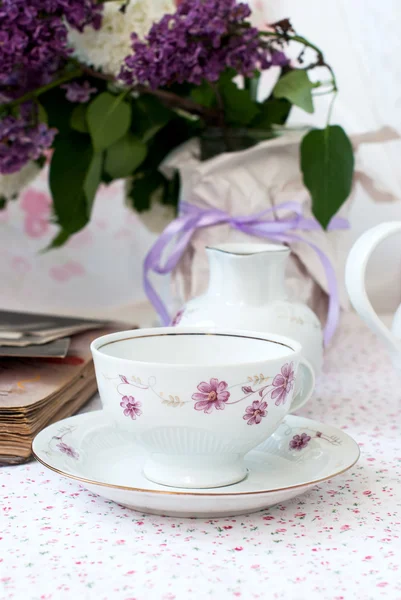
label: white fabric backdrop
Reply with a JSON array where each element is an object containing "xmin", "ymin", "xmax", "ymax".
[
  {"xmin": 0, "ymin": 0, "xmax": 400, "ymax": 318},
  {"xmin": 262, "ymin": 0, "xmax": 401, "ymax": 311}
]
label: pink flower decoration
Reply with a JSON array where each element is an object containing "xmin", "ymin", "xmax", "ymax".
[
  {"xmin": 120, "ymin": 395, "xmax": 142, "ymax": 420},
  {"xmin": 171, "ymin": 308, "xmax": 184, "ymax": 326},
  {"xmin": 20, "ymin": 190, "xmax": 51, "ymax": 238},
  {"xmin": 271, "ymin": 362, "xmax": 295, "ymax": 406},
  {"xmin": 289, "ymin": 432, "xmax": 311, "ymax": 451},
  {"xmin": 243, "ymin": 400, "xmax": 268, "ymax": 425},
  {"xmin": 56, "ymin": 442, "xmax": 79, "ymax": 460},
  {"xmin": 192, "ymin": 378, "xmax": 230, "ymax": 413},
  {"xmin": 50, "ymin": 261, "xmax": 85, "ymax": 282},
  {"xmin": 11, "ymin": 256, "xmax": 31, "ymax": 274}
]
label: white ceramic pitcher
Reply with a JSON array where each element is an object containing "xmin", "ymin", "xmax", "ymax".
[
  {"xmin": 345, "ymin": 222, "xmax": 401, "ymax": 374},
  {"xmin": 173, "ymin": 242, "xmax": 324, "ymax": 375}
]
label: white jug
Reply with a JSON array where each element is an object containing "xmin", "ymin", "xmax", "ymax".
[
  {"xmin": 174, "ymin": 242, "xmax": 324, "ymax": 375},
  {"xmin": 345, "ymin": 222, "xmax": 401, "ymax": 374}
]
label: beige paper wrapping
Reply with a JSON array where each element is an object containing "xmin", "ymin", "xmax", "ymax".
[{"xmin": 161, "ymin": 128, "xmax": 399, "ymax": 326}]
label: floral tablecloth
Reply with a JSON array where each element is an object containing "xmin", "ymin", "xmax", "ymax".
[{"xmin": 1, "ymin": 314, "xmax": 400, "ymax": 600}]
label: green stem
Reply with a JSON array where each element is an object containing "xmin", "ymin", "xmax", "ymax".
[
  {"xmin": 326, "ymin": 90, "xmax": 338, "ymax": 126},
  {"xmin": 259, "ymin": 30, "xmax": 338, "ymax": 91},
  {"xmin": 209, "ymin": 81, "xmax": 231, "ymax": 150},
  {"xmin": 312, "ymin": 88, "xmax": 336, "ymax": 97},
  {"xmin": 260, "ymin": 30, "xmax": 323, "ymax": 59},
  {"xmin": 313, "ymin": 79, "xmax": 336, "ymax": 88},
  {"xmin": 6, "ymin": 68, "xmax": 83, "ymax": 108}
]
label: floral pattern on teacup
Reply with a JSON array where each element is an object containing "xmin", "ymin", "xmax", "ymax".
[
  {"xmin": 112, "ymin": 363, "xmax": 298, "ymax": 425},
  {"xmin": 243, "ymin": 400, "xmax": 268, "ymax": 425},
  {"xmin": 120, "ymin": 396, "xmax": 142, "ymax": 420},
  {"xmin": 192, "ymin": 378, "xmax": 230, "ymax": 413},
  {"xmin": 271, "ymin": 362, "xmax": 295, "ymax": 406}
]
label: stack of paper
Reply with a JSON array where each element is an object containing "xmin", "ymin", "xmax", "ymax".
[
  {"xmin": 0, "ymin": 318, "xmax": 135, "ymax": 464},
  {"xmin": 0, "ymin": 310, "xmax": 107, "ymax": 356}
]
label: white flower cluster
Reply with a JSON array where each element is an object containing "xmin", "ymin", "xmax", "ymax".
[
  {"xmin": 0, "ymin": 161, "xmax": 40, "ymax": 201},
  {"xmin": 68, "ymin": 0, "xmax": 176, "ymax": 77}
]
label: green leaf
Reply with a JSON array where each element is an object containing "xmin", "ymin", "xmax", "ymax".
[
  {"xmin": 300, "ymin": 125, "xmax": 354, "ymax": 229},
  {"xmin": 87, "ymin": 91, "xmax": 131, "ymax": 151},
  {"xmin": 244, "ymin": 72, "xmax": 261, "ymax": 102},
  {"xmin": 219, "ymin": 79, "xmax": 259, "ymax": 125},
  {"xmin": 139, "ymin": 116, "xmax": 200, "ymax": 172},
  {"xmin": 131, "ymin": 95, "xmax": 173, "ymax": 143},
  {"xmin": 37, "ymin": 102, "xmax": 48, "ymax": 124},
  {"xmin": 190, "ymin": 81, "xmax": 216, "ymax": 108},
  {"xmin": 40, "ymin": 89, "xmax": 74, "ymax": 137},
  {"xmin": 84, "ymin": 152, "xmax": 103, "ymax": 211},
  {"xmin": 49, "ymin": 133, "xmax": 101, "ymax": 233},
  {"xmin": 127, "ymin": 171, "xmax": 165, "ymax": 212},
  {"xmin": 45, "ymin": 229, "xmax": 71, "ymax": 250},
  {"xmin": 70, "ymin": 104, "xmax": 89, "ymax": 133},
  {"xmin": 105, "ymin": 133, "xmax": 147, "ymax": 179},
  {"xmin": 0, "ymin": 196, "xmax": 7, "ymax": 210},
  {"xmin": 251, "ymin": 98, "xmax": 292, "ymax": 129},
  {"xmin": 161, "ymin": 171, "xmax": 180, "ymax": 210},
  {"xmin": 273, "ymin": 70, "xmax": 314, "ymax": 114}
]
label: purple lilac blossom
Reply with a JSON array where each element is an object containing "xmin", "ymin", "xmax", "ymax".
[
  {"xmin": 120, "ymin": 0, "xmax": 289, "ymax": 89},
  {"xmin": 0, "ymin": 0, "xmax": 102, "ymax": 88},
  {"xmin": 0, "ymin": 106, "xmax": 56, "ymax": 174},
  {"xmin": 62, "ymin": 81, "xmax": 97, "ymax": 103},
  {"xmin": 0, "ymin": 1, "xmax": 102, "ymax": 174}
]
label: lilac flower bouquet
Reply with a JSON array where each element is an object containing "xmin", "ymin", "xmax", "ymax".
[{"xmin": 0, "ymin": 0, "xmax": 354, "ymax": 245}]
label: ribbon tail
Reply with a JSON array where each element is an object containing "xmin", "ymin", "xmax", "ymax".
[
  {"xmin": 143, "ymin": 215, "xmax": 200, "ymax": 326},
  {"xmin": 142, "ymin": 265, "xmax": 171, "ymax": 326},
  {"xmin": 278, "ymin": 233, "xmax": 339, "ymax": 345}
]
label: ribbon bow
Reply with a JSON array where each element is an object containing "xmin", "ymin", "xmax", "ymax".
[{"xmin": 144, "ymin": 200, "xmax": 349, "ymax": 345}]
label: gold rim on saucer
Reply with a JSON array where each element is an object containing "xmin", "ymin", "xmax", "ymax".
[{"xmin": 32, "ymin": 437, "xmax": 360, "ymax": 498}]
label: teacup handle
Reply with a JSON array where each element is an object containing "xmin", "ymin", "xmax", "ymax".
[
  {"xmin": 290, "ymin": 359, "xmax": 315, "ymax": 412},
  {"xmin": 345, "ymin": 222, "xmax": 401, "ymax": 358}
]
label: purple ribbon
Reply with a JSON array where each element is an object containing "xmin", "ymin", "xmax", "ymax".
[{"xmin": 143, "ymin": 201, "xmax": 349, "ymax": 345}]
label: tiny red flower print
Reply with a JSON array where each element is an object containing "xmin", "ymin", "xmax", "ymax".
[
  {"xmin": 289, "ymin": 432, "xmax": 311, "ymax": 450},
  {"xmin": 56, "ymin": 442, "xmax": 79, "ymax": 460},
  {"xmin": 120, "ymin": 396, "xmax": 142, "ymax": 420},
  {"xmin": 192, "ymin": 378, "xmax": 230, "ymax": 413},
  {"xmin": 271, "ymin": 362, "xmax": 295, "ymax": 406},
  {"xmin": 243, "ymin": 400, "xmax": 268, "ymax": 425}
]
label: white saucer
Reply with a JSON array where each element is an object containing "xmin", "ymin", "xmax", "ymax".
[{"xmin": 32, "ymin": 411, "xmax": 360, "ymax": 517}]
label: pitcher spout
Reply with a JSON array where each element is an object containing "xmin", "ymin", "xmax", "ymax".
[{"xmin": 206, "ymin": 242, "xmax": 290, "ymax": 305}]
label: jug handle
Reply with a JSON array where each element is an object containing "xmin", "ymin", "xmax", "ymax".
[{"xmin": 345, "ymin": 222, "xmax": 401, "ymax": 354}]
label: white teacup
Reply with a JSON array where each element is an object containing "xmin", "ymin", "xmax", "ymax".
[{"xmin": 91, "ymin": 328, "xmax": 315, "ymax": 489}]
